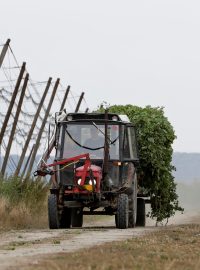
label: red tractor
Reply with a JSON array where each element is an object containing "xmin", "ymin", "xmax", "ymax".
[{"xmin": 35, "ymin": 111, "xmax": 146, "ymax": 229}]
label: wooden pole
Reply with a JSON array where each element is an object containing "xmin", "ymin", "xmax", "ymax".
[
  {"xmin": 75, "ymin": 92, "xmax": 84, "ymax": 112},
  {"xmin": 20, "ymin": 143, "xmax": 35, "ymax": 178},
  {"xmin": 26, "ymin": 78, "xmax": 60, "ymax": 178},
  {"xmin": 0, "ymin": 62, "xmax": 26, "ymax": 145},
  {"xmin": 0, "ymin": 39, "xmax": 10, "ymax": 68},
  {"xmin": 14, "ymin": 78, "xmax": 52, "ymax": 176},
  {"xmin": 60, "ymin": 85, "xmax": 70, "ymax": 111},
  {"xmin": 1, "ymin": 73, "xmax": 29, "ymax": 176}
]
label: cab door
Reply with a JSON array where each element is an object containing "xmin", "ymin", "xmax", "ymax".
[
  {"xmin": 123, "ymin": 125, "xmax": 138, "ymax": 161},
  {"xmin": 120, "ymin": 125, "xmax": 139, "ymax": 186}
]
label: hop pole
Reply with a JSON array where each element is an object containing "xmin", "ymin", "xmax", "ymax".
[{"xmin": 1, "ymin": 73, "xmax": 29, "ymax": 176}]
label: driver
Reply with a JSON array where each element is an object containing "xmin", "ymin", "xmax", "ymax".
[{"xmin": 85, "ymin": 127, "xmax": 104, "ymax": 147}]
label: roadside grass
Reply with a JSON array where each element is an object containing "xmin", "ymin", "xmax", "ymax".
[
  {"xmin": 25, "ymin": 224, "xmax": 200, "ymax": 270},
  {"xmin": 0, "ymin": 175, "xmax": 49, "ymax": 229}
]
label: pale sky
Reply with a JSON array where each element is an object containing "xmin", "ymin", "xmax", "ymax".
[{"xmin": 1, "ymin": 0, "xmax": 200, "ymax": 153}]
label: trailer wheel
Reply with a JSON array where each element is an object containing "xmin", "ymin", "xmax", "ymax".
[
  {"xmin": 115, "ymin": 194, "xmax": 129, "ymax": 229},
  {"xmin": 48, "ymin": 194, "xmax": 59, "ymax": 229},
  {"xmin": 60, "ymin": 208, "xmax": 71, "ymax": 228},
  {"xmin": 71, "ymin": 208, "xmax": 83, "ymax": 227},
  {"xmin": 128, "ymin": 174, "xmax": 137, "ymax": 228},
  {"xmin": 136, "ymin": 198, "xmax": 146, "ymax": 226}
]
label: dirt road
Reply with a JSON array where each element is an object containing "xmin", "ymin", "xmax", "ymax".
[{"xmin": 0, "ymin": 211, "xmax": 199, "ymax": 270}]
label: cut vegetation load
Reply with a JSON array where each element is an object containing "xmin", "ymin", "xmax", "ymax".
[{"xmin": 104, "ymin": 105, "xmax": 183, "ymax": 222}]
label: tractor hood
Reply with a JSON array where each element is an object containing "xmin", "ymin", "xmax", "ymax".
[{"xmin": 76, "ymin": 164, "xmax": 102, "ymax": 173}]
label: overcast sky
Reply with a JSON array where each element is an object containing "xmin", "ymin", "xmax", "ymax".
[{"xmin": 1, "ymin": 0, "xmax": 200, "ymax": 153}]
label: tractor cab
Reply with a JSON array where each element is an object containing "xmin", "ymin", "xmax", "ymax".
[{"xmin": 55, "ymin": 112, "xmax": 139, "ymax": 191}]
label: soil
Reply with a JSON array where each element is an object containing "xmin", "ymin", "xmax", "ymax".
[{"xmin": 0, "ymin": 210, "xmax": 199, "ymax": 270}]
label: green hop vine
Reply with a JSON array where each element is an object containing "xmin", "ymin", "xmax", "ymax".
[{"xmin": 99, "ymin": 104, "xmax": 183, "ymax": 222}]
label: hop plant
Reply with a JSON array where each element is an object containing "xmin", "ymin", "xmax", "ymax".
[{"xmin": 98, "ymin": 104, "xmax": 183, "ymax": 222}]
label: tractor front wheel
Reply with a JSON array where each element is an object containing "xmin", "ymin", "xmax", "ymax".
[
  {"xmin": 115, "ymin": 194, "xmax": 129, "ymax": 229},
  {"xmin": 48, "ymin": 194, "xmax": 59, "ymax": 229}
]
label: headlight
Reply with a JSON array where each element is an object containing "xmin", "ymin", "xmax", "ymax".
[
  {"xmin": 89, "ymin": 179, "xmax": 96, "ymax": 185},
  {"xmin": 77, "ymin": 178, "xmax": 82, "ymax": 185}
]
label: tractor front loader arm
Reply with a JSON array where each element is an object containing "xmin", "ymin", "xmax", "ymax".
[{"xmin": 34, "ymin": 153, "xmax": 91, "ymax": 180}]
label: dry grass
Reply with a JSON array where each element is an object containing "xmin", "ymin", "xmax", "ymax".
[
  {"xmin": 0, "ymin": 197, "xmax": 48, "ymax": 230},
  {"xmin": 22, "ymin": 224, "xmax": 200, "ymax": 270},
  {"xmin": 0, "ymin": 176, "xmax": 49, "ymax": 230}
]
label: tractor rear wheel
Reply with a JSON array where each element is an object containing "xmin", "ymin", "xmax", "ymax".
[
  {"xmin": 48, "ymin": 194, "xmax": 59, "ymax": 229},
  {"xmin": 71, "ymin": 208, "xmax": 83, "ymax": 227},
  {"xmin": 60, "ymin": 208, "xmax": 71, "ymax": 228},
  {"xmin": 115, "ymin": 194, "xmax": 129, "ymax": 229},
  {"xmin": 136, "ymin": 198, "xmax": 146, "ymax": 226},
  {"xmin": 128, "ymin": 192, "xmax": 137, "ymax": 228},
  {"xmin": 128, "ymin": 174, "xmax": 137, "ymax": 228}
]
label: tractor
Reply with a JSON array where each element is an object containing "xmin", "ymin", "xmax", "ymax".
[{"xmin": 34, "ymin": 111, "xmax": 146, "ymax": 229}]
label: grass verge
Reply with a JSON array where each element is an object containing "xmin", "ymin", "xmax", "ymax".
[{"xmin": 0, "ymin": 175, "xmax": 49, "ymax": 229}]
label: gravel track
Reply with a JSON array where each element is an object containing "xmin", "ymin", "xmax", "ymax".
[{"xmin": 0, "ymin": 211, "xmax": 199, "ymax": 270}]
